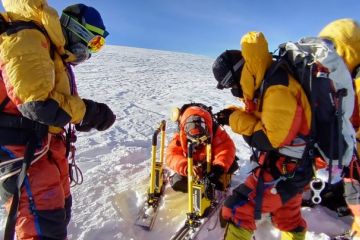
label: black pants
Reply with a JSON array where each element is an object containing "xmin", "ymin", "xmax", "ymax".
[{"xmin": 170, "ymin": 174, "xmax": 188, "ymax": 193}]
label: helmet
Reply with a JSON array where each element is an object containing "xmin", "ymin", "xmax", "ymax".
[
  {"xmin": 184, "ymin": 115, "xmax": 209, "ymax": 144},
  {"xmin": 60, "ymin": 4, "xmax": 108, "ymax": 56},
  {"xmin": 212, "ymin": 50, "xmax": 244, "ymax": 91},
  {"xmin": 62, "ymin": 4, "xmax": 109, "ymax": 37}
]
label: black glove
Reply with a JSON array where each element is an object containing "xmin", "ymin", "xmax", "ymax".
[
  {"xmin": 76, "ymin": 99, "xmax": 116, "ymax": 132},
  {"xmin": 208, "ymin": 165, "xmax": 225, "ymax": 190},
  {"xmin": 203, "ymin": 165, "xmax": 224, "ymax": 199},
  {"xmin": 203, "ymin": 176, "xmax": 215, "ymax": 200},
  {"xmin": 214, "ymin": 109, "xmax": 234, "ymax": 126}
]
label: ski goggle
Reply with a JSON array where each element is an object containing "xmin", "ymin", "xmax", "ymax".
[
  {"xmin": 184, "ymin": 115, "xmax": 209, "ymax": 144},
  {"xmin": 60, "ymin": 13, "xmax": 107, "ymax": 53}
]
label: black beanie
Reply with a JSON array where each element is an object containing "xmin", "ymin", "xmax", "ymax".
[{"xmin": 212, "ymin": 50, "xmax": 244, "ymax": 90}]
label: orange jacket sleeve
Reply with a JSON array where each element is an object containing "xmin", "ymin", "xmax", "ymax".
[
  {"xmin": 211, "ymin": 126, "xmax": 236, "ymax": 172},
  {"xmin": 165, "ymin": 133, "xmax": 188, "ymax": 176}
]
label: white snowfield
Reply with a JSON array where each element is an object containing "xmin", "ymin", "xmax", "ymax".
[{"xmin": 0, "ymin": 45, "xmax": 353, "ymax": 239}]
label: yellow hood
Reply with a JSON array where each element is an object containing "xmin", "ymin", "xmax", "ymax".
[
  {"xmin": 240, "ymin": 32, "xmax": 273, "ymax": 100},
  {"xmin": 2, "ymin": 0, "xmax": 66, "ymax": 54},
  {"xmin": 319, "ymin": 18, "xmax": 360, "ymax": 73}
]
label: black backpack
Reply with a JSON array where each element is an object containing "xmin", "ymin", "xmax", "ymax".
[{"xmin": 259, "ymin": 37, "xmax": 355, "ymax": 180}]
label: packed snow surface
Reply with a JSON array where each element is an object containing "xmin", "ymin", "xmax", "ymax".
[{"xmin": 0, "ymin": 46, "xmax": 352, "ymax": 239}]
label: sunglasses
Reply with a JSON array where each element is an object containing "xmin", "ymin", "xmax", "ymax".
[
  {"xmin": 217, "ymin": 51, "xmax": 245, "ymax": 89},
  {"xmin": 61, "ymin": 13, "xmax": 108, "ymax": 53}
]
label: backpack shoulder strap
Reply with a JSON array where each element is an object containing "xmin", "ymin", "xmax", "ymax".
[
  {"xmin": 0, "ymin": 15, "xmax": 53, "ymax": 56},
  {"xmin": 5, "ymin": 20, "xmax": 46, "ymax": 36},
  {"xmin": 1, "ymin": 15, "xmax": 56, "ymax": 60},
  {"xmin": 0, "ymin": 12, "xmax": 45, "ymax": 36},
  {"xmin": 258, "ymin": 60, "xmax": 289, "ymax": 112},
  {"xmin": 212, "ymin": 120, "xmax": 219, "ymax": 135},
  {"xmin": 0, "ymin": 96, "xmax": 10, "ymax": 112}
]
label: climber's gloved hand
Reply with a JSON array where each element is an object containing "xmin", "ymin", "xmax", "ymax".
[
  {"xmin": 214, "ymin": 109, "xmax": 234, "ymax": 126},
  {"xmin": 75, "ymin": 99, "xmax": 116, "ymax": 132},
  {"xmin": 207, "ymin": 165, "xmax": 225, "ymax": 190}
]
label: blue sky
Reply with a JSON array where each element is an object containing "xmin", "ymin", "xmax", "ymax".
[{"xmin": 2, "ymin": 0, "xmax": 359, "ymax": 57}]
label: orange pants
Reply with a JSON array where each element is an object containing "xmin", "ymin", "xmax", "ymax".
[
  {"xmin": 2, "ymin": 134, "xmax": 71, "ymax": 240},
  {"xmin": 344, "ymin": 157, "xmax": 360, "ymax": 238},
  {"xmin": 222, "ymin": 171, "xmax": 306, "ymax": 232},
  {"xmin": 344, "ymin": 178, "xmax": 360, "ymax": 238}
]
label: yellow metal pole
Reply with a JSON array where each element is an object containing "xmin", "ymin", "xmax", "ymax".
[
  {"xmin": 188, "ymin": 142, "xmax": 194, "ymax": 213},
  {"xmin": 206, "ymin": 143, "xmax": 211, "ymax": 174},
  {"xmin": 149, "ymin": 122, "xmax": 163, "ymax": 196},
  {"xmin": 159, "ymin": 120, "xmax": 166, "ymax": 164},
  {"xmin": 149, "ymin": 144, "xmax": 157, "ymax": 196}
]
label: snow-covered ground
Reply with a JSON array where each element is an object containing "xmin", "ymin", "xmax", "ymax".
[{"xmin": 0, "ymin": 45, "xmax": 353, "ymax": 239}]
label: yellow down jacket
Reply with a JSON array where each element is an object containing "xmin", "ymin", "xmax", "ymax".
[
  {"xmin": 229, "ymin": 32, "xmax": 311, "ymax": 149},
  {"xmin": 0, "ymin": 0, "xmax": 85, "ymax": 133},
  {"xmin": 319, "ymin": 19, "xmax": 360, "ymax": 138}
]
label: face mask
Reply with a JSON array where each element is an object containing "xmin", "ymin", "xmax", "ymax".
[
  {"xmin": 231, "ymin": 87, "xmax": 243, "ymax": 98},
  {"xmin": 68, "ymin": 43, "xmax": 91, "ymax": 65}
]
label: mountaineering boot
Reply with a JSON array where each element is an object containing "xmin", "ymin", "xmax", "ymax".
[
  {"xmin": 224, "ymin": 223, "xmax": 253, "ymax": 240},
  {"xmin": 281, "ymin": 230, "xmax": 306, "ymax": 240}
]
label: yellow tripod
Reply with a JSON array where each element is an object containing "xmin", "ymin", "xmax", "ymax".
[
  {"xmin": 135, "ymin": 120, "xmax": 166, "ymax": 230},
  {"xmin": 149, "ymin": 120, "xmax": 166, "ymax": 199},
  {"xmin": 186, "ymin": 141, "xmax": 212, "ymax": 226}
]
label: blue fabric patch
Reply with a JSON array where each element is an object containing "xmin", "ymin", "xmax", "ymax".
[
  {"xmin": 0, "ymin": 146, "xmax": 16, "ymax": 159},
  {"xmin": 24, "ymin": 176, "xmax": 42, "ymax": 237},
  {"xmin": 232, "ymin": 200, "xmax": 248, "ymax": 227}
]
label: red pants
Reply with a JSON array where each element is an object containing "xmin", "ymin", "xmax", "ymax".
[
  {"xmin": 222, "ymin": 170, "xmax": 306, "ymax": 232},
  {"xmin": 2, "ymin": 134, "xmax": 71, "ymax": 240},
  {"xmin": 344, "ymin": 157, "xmax": 360, "ymax": 237}
]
